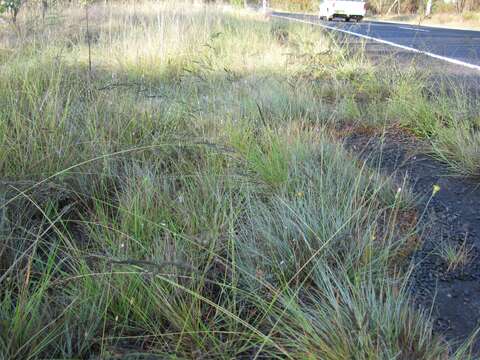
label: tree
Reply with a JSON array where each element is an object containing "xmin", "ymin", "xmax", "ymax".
[
  {"xmin": 0, "ymin": 0, "xmax": 24, "ymax": 23},
  {"xmin": 425, "ymin": 0, "xmax": 432, "ymax": 16},
  {"xmin": 455, "ymin": 0, "xmax": 467, "ymax": 12},
  {"xmin": 42, "ymin": 0, "xmax": 48, "ymax": 20}
]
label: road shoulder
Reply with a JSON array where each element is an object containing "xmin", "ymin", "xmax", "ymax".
[{"xmin": 366, "ymin": 16, "xmax": 480, "ymax": 32}]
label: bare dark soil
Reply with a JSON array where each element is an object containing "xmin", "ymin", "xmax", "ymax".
[{"xmin": 344, "ymin": 127, "xmax": 480, "ymax": 352}]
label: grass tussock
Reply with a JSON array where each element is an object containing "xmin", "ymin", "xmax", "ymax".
[
  {"xmin": 0, "ymin": 1, "xmax": 477, "ymax": 358},
  {"xmin": 436, "ymin": 238, "xmax": 473, "ymax": 272}
]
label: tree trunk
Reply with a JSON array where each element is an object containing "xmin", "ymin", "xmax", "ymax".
[
  {"xmin": 12, "ymin": 8, "xmax": 18, "ymax": 23},
  {"xmin": 425, "ymin": 0, "xmax": 432, "ymax": 17},
  {"xmin": 456, "ymin": 0, "xmax": 466, "ymax": 13},
  {"xmin": 42, "ymin": 0, "xmax": 48, "ymax": 21}
]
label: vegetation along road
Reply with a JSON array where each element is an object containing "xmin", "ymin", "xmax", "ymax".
[
  {"xmin": 2, "ymin": 1, "xmax": 480, "ymax": 358},
  {"xmin": 272, "ymin": 8, "xmax": 480, "ymax": 353},
  {"xmin": 272, "ymin": 7, "xmax": 480, "ymax": 354},
  {"xmin": 272, "ymin": 11, "xmax": 480, "ymax": 70}
]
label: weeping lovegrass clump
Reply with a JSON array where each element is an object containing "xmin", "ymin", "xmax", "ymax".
[{"xmin": 0, "ymin": 1, "xmax": 477, "ymax": 358}]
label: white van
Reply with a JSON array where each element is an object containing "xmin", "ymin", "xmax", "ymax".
[{"xmin": 319, "ymin": 0, "xmax": 366, "ymax": 22}]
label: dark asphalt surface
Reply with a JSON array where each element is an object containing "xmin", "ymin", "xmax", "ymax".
[{"xmin": 272, "ymin": 11, "xmax": 480, "ymax": 69}]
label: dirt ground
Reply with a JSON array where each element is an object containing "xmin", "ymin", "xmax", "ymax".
[{"xmin": 345, "ymin": 128, "xmax": 480, "ymax": 353}]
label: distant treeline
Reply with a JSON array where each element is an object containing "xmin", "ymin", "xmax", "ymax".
[
  {"xmin": 241, "ymin": 0, "xmax": 480, "ymax": 14},
  {"xmin": 2, "ymin": 0, "xmax": 480, "ymax": 23}
]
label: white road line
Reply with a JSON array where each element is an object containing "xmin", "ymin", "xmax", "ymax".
[
  {"xmin": 398, "ymin": 26, "xmax": 430, "ymax": 32},
  {"xmin": 271, "ymin": 14, "xmax": 480, "ymax": 72}
]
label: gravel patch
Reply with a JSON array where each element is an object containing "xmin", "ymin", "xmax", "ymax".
[{"xmin": 345, "ymin": 128, "xmax": 480, "ymax": 352}]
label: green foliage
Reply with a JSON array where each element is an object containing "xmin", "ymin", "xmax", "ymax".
[
  {"xmin": 271, "ymin": 0, "xmax": 316, "ymax": 11},
  {"xmin": 0, "ymin": 0, "xmax": 22, "ymax": 21},
  {"xmin": 0, "ymin": 0, "xmax": 20, "ymax": 12},
  {"xmin": 229, "ymin": 0, "xmax": 246, "ymax": 7}
]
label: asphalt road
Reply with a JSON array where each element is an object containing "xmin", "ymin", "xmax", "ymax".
[{"xmin": 271, "ymin": 11, "xmax": 480, "ymax": 71}]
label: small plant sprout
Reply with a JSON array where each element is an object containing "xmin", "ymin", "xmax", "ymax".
[{"xmin": 436, "ymin": 238, "xmax": 473, "ymax": 272}]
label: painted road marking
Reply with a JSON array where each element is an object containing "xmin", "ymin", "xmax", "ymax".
[
  {"xmin": 398, "ymin": 26, "xmax": 430, "ymax": 32},
  {"xmin": 271, "ymin": 14, "xmax": 480, "ymax": 72}
]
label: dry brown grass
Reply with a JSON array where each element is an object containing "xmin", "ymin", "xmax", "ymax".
[{"xmin": 369, "ymin": 11, "xmax": 480, "ymax": 30}]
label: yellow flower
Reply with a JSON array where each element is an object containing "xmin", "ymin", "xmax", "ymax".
[
  {"xmin": 297, "ymin": 191, "xmax": 304, "ymax": 198},
  {"xmin": 432, "ymin": 184, "xmax": 441, "ymax": 196}
]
